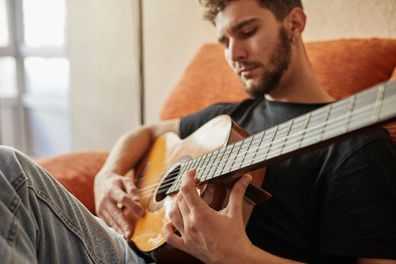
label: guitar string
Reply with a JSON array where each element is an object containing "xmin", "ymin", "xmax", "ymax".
[
  {"xmin": 134, "ymin": 95, "xmax": 395, "ymax": 198},
  {"xmin": 136, "ymin": 96, "xmax": 396, "ymax": 198},
  {"xmin": 137, "ymin": 97, "xmax": 396, "ymax": 198}
]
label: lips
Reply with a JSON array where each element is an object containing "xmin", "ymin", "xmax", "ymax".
[{"xmin": 238, "ymin": 65, "xmax": 258, "ymax": 78}]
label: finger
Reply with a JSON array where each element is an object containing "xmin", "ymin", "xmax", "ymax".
[
  {"xmin": 177, "ymin": 192, "xmax": 191, "ymax": 217},
  {"xmin": 227, "ymin": 174, "xmax": 252, "ymax": 219},
  {"xmin": 163, "ymin": 221, "xmax": 185, "ymax": 251},
  {"xmin": 106, "ymin": 202, "xmax": 134, "ymax": 238},
  {"xmin": 101, "ymin": 207, "xmax": 124, "ymax": 235},
  {"xmin": 168, "ymin": 197, "xmax": 184, "ymax": 234},
  {"xmin": 179, "ymin": 169, "xmax": 206, "ymax": 211},
  {"xmin": 110, "ymin": 189, "xmax": 145, "ymax": 217},
  {"xmin": 123, "ymin": 178, "xmax": 140, "ymax": 200}
]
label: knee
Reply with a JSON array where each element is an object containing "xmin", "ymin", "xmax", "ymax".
[
  {"xmin": 0, "ymin": 145, "xmax": 20, "ymax": 159},
  {"xmin": 0, "ymin": 146, "xmax": 33, "ymax": 180}
]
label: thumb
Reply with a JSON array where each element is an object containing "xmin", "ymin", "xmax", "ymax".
[{"xmin": 227, "ymin": 174, "xmax": 252, "ymax": 218}]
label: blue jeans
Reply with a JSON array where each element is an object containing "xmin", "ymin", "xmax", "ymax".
[{"xmin": 0, "ymin": 146, "xmax": 146, "ymax": 264}]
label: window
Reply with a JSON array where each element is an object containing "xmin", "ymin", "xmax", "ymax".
[{"xmin": 0, "ymin": 0, "xmax": 70, "ymax": 157}]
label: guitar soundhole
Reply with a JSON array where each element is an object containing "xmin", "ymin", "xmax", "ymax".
[{"xmin": 154, "ymin": 164, "xmax": 181, "ymax": 202}]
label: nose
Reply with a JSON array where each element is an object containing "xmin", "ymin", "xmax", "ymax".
[{"xmin": 225, "ymin": 40, "xmax": 247, "ymax": 64}]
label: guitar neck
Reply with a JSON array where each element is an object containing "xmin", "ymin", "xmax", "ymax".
[{"xmin": 168, "ymin": 80, "xmax": 396, "ymax": 194}]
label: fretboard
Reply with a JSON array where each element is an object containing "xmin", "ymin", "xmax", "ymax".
[{"xmin": 167, "ymin": 80, "xmax": 396, "ymax": 194}]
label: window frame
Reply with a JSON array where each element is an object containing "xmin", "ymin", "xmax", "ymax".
[{"xmin": 0, "ymin": 0, "xmax": 68, "ymax": 151}]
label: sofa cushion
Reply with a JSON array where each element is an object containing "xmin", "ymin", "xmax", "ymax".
[
  {"xmin": 160, "ymin": 39, "xmax": 396, "ymax": 120},
  {"xmin": 160, "ymin": 39, "xmax": 396, "ymax": 144},
  {"xmin": 37, "ymin": 151, "xmax": 108, "ymax": 214}
]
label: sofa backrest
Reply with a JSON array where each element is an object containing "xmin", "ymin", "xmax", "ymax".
[{"xmin": 160, "ymin": 39, "xmax": 396, "ymax": 143}]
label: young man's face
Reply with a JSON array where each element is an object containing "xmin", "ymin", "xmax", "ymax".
[{"xmin": 215, "ymin": 0, "xmax": 292, "ymax": 98}]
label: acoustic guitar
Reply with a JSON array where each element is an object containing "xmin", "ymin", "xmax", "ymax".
[{"xmin": 129, "ymin": 80, "xmax": 396, "ymax": 263}]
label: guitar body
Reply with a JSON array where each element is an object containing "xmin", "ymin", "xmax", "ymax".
[{"xmin": 130, "ymin": 115, "xmax": 269, "ymax": 264}]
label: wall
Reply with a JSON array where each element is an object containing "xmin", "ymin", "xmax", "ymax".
[
  {"xmin": 142, "ymin": 0, "xmax": 216, "ymax": 123},
  {"xmin": 68, "ymin": 0, "xmax": 141, "ymax": 150},
  {"xmin": 143, "ymin": 0, "xmax": 396, "ymax": 123}
]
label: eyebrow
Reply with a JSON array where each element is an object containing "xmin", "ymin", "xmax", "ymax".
[{"xmin": 217, "ymin": 18, "xmax": 259, "ymax": 43}]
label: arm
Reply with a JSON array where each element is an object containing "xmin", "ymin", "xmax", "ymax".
[
  {"xmin": 164, "ymin": 169, "xmax": 303, "ymax": 264},
  {"xmin": 164, "ymin": 170, "xmax": 396, "ymax": 264},
  {"xmin": 94, "ymin": 118, "xmax": 180, "ymax": 238}
]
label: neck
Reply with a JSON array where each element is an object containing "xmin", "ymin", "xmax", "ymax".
[{"xmin": 265, "ymin": 41, "xmax": 335, "ymax": 104}]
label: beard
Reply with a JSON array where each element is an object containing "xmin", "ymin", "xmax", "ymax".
[{"xmin": 244, "ymin": 26, "xmax": 292, "ymax": 99}]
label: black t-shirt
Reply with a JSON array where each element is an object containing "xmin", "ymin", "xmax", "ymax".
[{"xmin": 179, "ymin": 98, "xmax": 396, "ymax": 263}]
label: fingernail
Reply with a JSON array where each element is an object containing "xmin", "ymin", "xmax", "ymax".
[{"xmin": 243, "ymin": 174, "xmax": 252, "ymax": 185}]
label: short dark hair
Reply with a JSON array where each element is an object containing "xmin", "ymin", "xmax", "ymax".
[{"xmin": 199, "ymin": 0, "xmax": 303, "ymax": 23}]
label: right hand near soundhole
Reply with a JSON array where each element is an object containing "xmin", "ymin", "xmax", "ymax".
[{"xmin": 94, "ymin": 170, "xmax": 145, "ymax": 239}]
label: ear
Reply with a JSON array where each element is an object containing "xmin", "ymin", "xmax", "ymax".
[{"xmin": 283, "ymin": 7, "xmax": 306, "ymax": 40}]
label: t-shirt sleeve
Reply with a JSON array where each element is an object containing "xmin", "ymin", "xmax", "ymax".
[
  {"xmin": 319, "ymin": 131, "xmax": 396, "ymax": 259},
  {"xmin": 179, "ymin": 102, "xmax": 239, "ymax": 139}
]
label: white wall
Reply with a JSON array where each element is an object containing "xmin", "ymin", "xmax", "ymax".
[
  {"xmin": 68, "ymin": 0, "xmax": 141, "ymax": 151},
  {"xmin": 143, "ymin": 0, "xmax": 396, "ymax": 124},
  {"xmin": 142, "ymin": 0, "xmax": 216, "ymax": 123}
]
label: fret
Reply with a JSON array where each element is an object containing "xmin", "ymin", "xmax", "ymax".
[
  {"xmin": 342, "ymin": 96, "xmax": 357, "ymax": 133},
  {"xmin": 318, "ymin": 105, "xmax": 332, "ymax": 142},
  {"xmin": 213, "ymin": 146, "xmax": 227, "ymax": 178},
  {"xmin": 195, "ymin": 155, "xmax": 206, "ymax": 183},
  {"xmin": 207, "ymin": 148, "xmax": 224, "ymax": 179},
  {"xmin": 196, "ymin": 154, "xmax": 210, "ymax": 181},
  {"xmin": 203, "ymin": 149, "xmax": 220, "ymax": 181},
  {"xmin": 214, "ymin": 144, "xmax": 234, "ymax": 177},
  {"xmin": 224, "ymin": 140, "xmax": 243, "ymax": 173},
  {"xmin": 279, "ymin": 120, "xmax": 294, "ymax": 155},
  {"xmin": 200, "ymin": 152, "xmax": 213, "ymax": 180},
  {"xmin": 371, "ymin": 84, "xmax": 385, "ymax": 122},
  {"xmin": 278, "ymin": 115, "xmax": 305, "ymax": 154},
  {"xmin": 251, "ymin": 132, "xmax": 266, "ymax": 164},
  {"xmin": 236, "ymin": 137, "xmax": 254, "ymax": 170},
  {"xmin": 348, "ymin": 87, "xmax": 378, "ymax": 132},
  {"xmin": 321, "ymin": 98, "xmax": 350, "ymax": 142},
  {"xmin": 380, "ymin": 82, "xmax": 396, "ymax": 120},
  {"xmin": 191, "ymin": 157, "xmax": 199, "ymax": 170},
  {"xmin": 173, "ymin": 161, "xmax": 190, "ymax": 192},
  {"xmin": 267, "ymin": 122, "xmax": 292, "ymax": 159},
  {"xmin": 298, "ymin": 112, "xmax": 312, "ymax": 148},
  {"xmin": 242, "ymin": 133, "xmax": 263, "ymax": 167},
  {"xmin": 258, "ymin": 125, "xmax": 278, "ymax": 162}
]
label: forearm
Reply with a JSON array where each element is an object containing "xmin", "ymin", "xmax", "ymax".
[
  {"xmin": 98, "ymin": 126, "xmax": 153, "ymax": 176},
  {"xmin": 97, "ymin": 119, "xmax": 181, "ymax": 177}
]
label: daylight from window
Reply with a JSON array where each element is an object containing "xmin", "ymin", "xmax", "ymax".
[{"xmin": 23, "ymin": 0, "xmax": 66, "ymax": 47}]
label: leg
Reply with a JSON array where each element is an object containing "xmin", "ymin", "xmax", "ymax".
[{"xmin": 0, "ymin": 146, "xmax": 146, "ymax": 264}]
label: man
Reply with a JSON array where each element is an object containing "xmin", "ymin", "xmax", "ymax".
[
  {"xmin": 1, "ymin": 0, "xmax": 395, "ymax": 263},
  {"xmin": 94, "ymin": 0, "xmax": 396, "ymax": 263}
]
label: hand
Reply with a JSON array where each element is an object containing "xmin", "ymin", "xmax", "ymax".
[
  {"xmin": 163, "ymin": 169, "xmax": 253, "ymax": 264},
  {"xmin": 94, "ymin": 170, "xmax": 145, "ymax": 238}
]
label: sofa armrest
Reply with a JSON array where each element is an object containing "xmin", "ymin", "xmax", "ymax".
[{"xmin": 37, "ymin": 151, "xmax": 108, "ymax": 214}]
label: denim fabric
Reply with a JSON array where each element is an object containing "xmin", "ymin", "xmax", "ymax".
[{"xmin": 0, "ymin": 146, "xmax": 146, "ymax": 264}]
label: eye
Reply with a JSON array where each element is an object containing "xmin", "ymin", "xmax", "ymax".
[
  {"xmin": 219, "ymin": 38, "xmax": 229, "ymax": 49},
  {"xmin": 240, "ymin": 28, "xmax": 257, "ymax": 38}
]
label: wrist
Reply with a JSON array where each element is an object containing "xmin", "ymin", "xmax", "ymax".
[{"xmin": 216, "ymin": 239, "xmax": 254, "ymax": 264}]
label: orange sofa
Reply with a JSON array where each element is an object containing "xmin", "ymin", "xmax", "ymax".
[{"xmin": 38, "ymin": 39, "xmax": 396, "ymax": 214}]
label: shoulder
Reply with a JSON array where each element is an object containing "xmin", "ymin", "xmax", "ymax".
[{"xmin": 179, "ymin": 98, "xmax": 257, "ymax": 139}]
